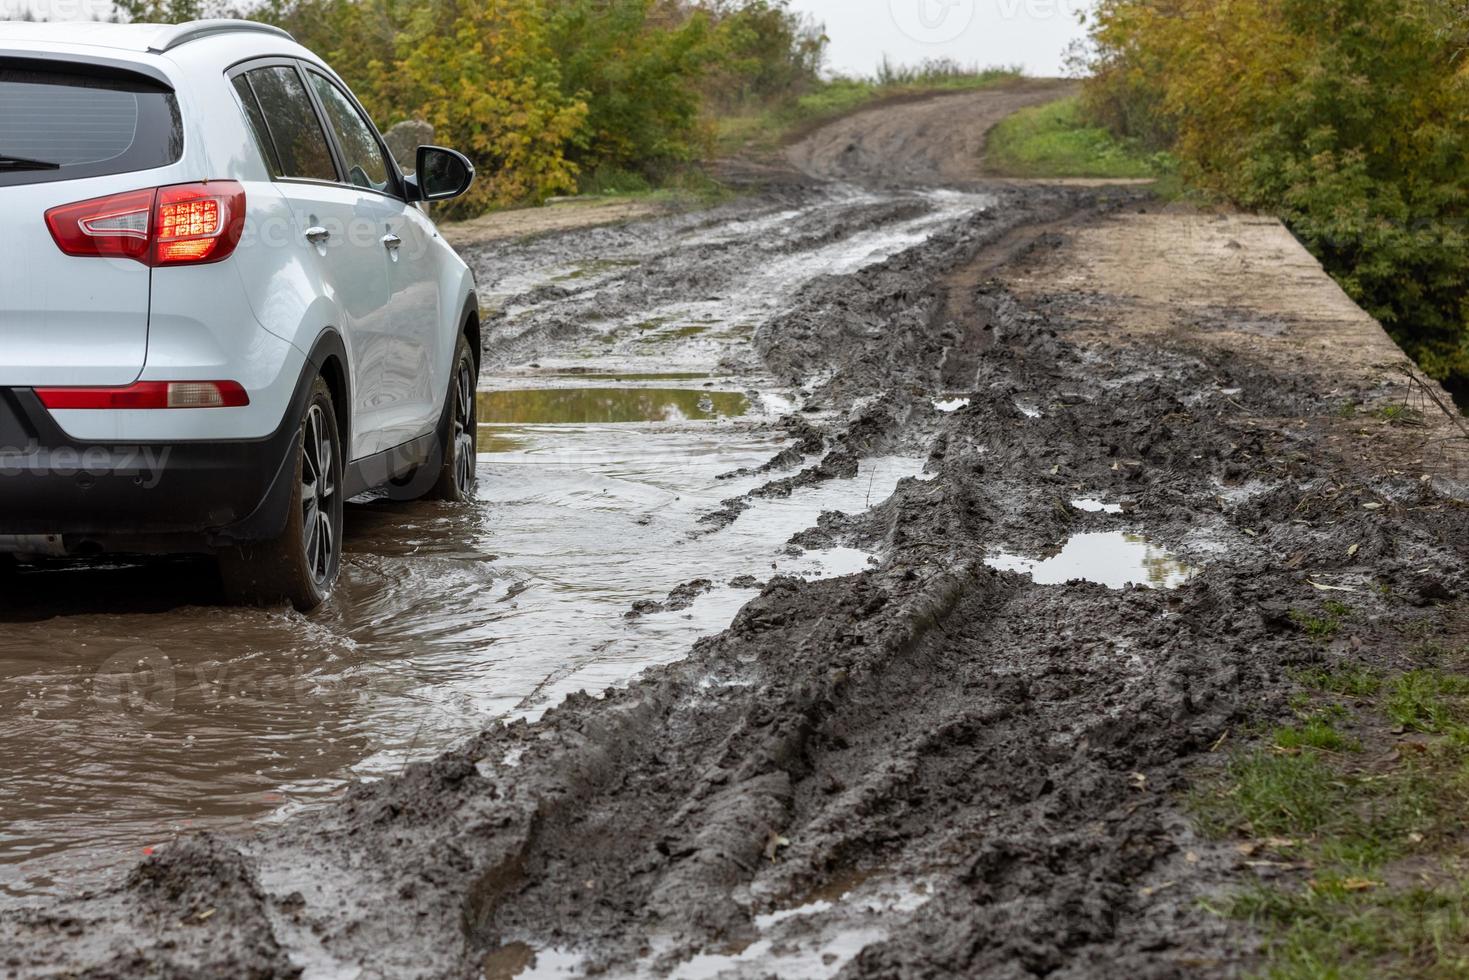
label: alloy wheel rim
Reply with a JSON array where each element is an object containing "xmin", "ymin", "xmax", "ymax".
[
  {"xmin": 300, "ymin": 403, "xmax": 339, "ymax": 586},
  {"xmin": 452, "ymin": 362, "xmax": 476, "ymax": 494}
]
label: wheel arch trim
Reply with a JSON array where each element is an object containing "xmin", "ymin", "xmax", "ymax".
[{"xmin": 208, "ymin": 327, "xmax": 349, "ymax": 547}]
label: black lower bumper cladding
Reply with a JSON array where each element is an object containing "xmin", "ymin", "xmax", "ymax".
[{"xmin": 0, "ymin": 387, "xmax": 297, "ymax": 552}]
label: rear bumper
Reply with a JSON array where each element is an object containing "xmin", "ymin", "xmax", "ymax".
[{"xmin": 0, "ymin": 387, "xmax": 297, "ymax": 553}]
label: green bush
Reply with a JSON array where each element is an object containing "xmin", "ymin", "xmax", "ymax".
[{"xmin": 546, "ymin": 0, "xmax": 714, "ymax": 178}]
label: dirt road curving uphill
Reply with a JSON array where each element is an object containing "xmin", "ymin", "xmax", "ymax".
[
  {"xmin": 3, "ymin": 86, "xmax": 1466, "ymax": 980},
  {"xmin": 785, "ymin": 78, "xmax": 1077, "ymax": 184}
]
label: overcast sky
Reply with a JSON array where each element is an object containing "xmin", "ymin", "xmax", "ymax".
[{"xmin": 789, "ymin": 0, "xmax": 1092, "ymax": 78}]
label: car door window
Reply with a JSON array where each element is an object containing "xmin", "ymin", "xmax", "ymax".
[
  {"xmin": 306, "ymin": 71, "xmax": 393, "ymax": 194},
  {"xmin": 237, "ymin": 66, "xmax": 336, "ymax": 182},
  {"xmin": 230, "ymin": 74, "xmax": 282, "ymax": 177}
]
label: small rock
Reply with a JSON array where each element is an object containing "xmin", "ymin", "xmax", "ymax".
[{"xmin": 382, "ymin": 119, "xmax": 435, "ymax": 170}]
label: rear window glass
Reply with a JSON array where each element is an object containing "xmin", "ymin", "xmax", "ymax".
[{"xmin": 0, "ymin": 63, "xmax": 181, "ymax": 187}]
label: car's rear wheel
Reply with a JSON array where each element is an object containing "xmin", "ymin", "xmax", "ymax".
[{"xmin": 220, "ymin": 377, "xmax": 344, "ymax": 612}]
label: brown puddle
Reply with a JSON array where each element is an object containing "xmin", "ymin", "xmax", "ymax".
[
  {"xmin": 478, "ymin": 388, "xmax": 749, "ymax": 425},
  {"xmin": 478, "ymin": 431, "xmax": 531, "ymax": 454},
  {"xmin": 482, "ymin": 942, "xmax": 536, "ymax": 979},
  {"xmin": 0, "ymin": 425, "xmax": 921, "ymax": 903},
  {"xmin": 522, "ymin": 370, "xmax": 714, "ymax": 381}
]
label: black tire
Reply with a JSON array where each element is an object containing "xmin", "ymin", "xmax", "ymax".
[
  {"xmin": 220, "ymin": 377, "xmax": 344, "ymax": 612},
  {"xmin": 428, "ymin": 335, "xmax": 479, "ymax": 502},
  {"xmin": 391, "ymin": 334, "xmax": 478, "ymax": 503}
]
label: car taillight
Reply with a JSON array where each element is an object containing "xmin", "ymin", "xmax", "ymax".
[
  {"xmin": 44, "ymin": 181, "xmax": 246, "ymax": 267},
  {"xmin": 35, "ymin": 381, "xmax": 250, "ymax": 410},
  {"xmin": 43, "ymin": 188, "xmax": 155, "ymax": 262},
  {"xmin": 153, "ymin": 183, "xmax": 245, "ymax": 265}
]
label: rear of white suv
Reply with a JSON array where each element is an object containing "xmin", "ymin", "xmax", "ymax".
[{"xmin": 0, "ymin": 20, "xmax": 482, "ymax": 610}]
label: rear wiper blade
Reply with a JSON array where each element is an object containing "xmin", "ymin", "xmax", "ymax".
[{"xmin": 0, "ymin": 154, "xmax": 61, "ymax": 170}]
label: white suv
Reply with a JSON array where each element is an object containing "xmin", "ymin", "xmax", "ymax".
[{"xmin": 0, "ymin": 19, "xmax": 481, "ymax": 610}]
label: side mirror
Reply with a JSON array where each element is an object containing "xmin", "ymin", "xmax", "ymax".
[{"xmin": 406, "ymin": 145, "xmax": 475, "ymax": 203}]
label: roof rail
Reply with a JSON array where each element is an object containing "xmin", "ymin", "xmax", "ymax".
[{"xmin": 146, "ymin": 19, "xmax": 294, "ymax": 54}]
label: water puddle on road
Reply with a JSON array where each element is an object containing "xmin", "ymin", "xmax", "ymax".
[
  {"xmin": 0, "ymin": 419, "xmax": 922, "ymax": 903},
  {"xmin": 495, "ymin": 876, "xmax": 935, "ymax": 980},
  {"xmin": 1071, "ymin": 498, "xmax": 1124, "ymax": 515},
  {"xmin": 987, "ymin": 532, "xmax": 1197, "ymax": 590},
  {"xmin": 479, "ymin": 388, "xmax": 750, "ymax": 425},
  {"xmin": 516, "ymin": 370, "xmax": 715, "ymax": 382}
]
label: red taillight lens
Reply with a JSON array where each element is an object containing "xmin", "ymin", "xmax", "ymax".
[
  {"xmin": 44, "ymin": 188, "xmax": 155, "ymax": 262},
  {"xmin": 153, "ymin": 182, "xmax": 245, "ymax": 266},
  {"xmin": 44, "ymin": 181, "xmax": 246, "ymax": 267},
  {"xmin": 35, "ymin": 381, "xmax": 250, "ymax": 410}
]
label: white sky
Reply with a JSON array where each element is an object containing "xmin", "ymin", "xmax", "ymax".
[{"xmin": 789, "ymin": 0, "xmax": 1092, "ymax": 78}]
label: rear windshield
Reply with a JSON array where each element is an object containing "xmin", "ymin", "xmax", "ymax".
[{"xmin": 0, "ymin": 62, "xmax": 182, "ymax": 188}]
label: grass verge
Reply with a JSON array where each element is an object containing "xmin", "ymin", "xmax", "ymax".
[
  {"xmin": 981, "ymin": 96, "xmax": 1175, "ymax": 185},
  {"xmin": 1191, "ymin": 663, "xmax": 1469, "ymax": 978}
]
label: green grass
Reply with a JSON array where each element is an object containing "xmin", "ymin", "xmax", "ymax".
[
  {"xmin": 1195, "ymin": 749, "xmax": 1345, "ymax": 839},
  {"xmin": 714, "ymin": 65, "xmax": 1024, "ymax": 158},
  {"xmin": 1275, "ymin": 715, "xmax": 1360, "ymax": 754},
  {"xmin": 1191, "ymin": 667, "xmax": 1469, "ymax": 977},
  {"xmin": 576, "ymin": 165, "xmax": 653, "ymax": 196},
  {"xmin": 1377, "ymin": 403, "xmax": 1427, "ymax": 426},
  {"xmin": 1385, "ymin": 670, "xmax": 1469, "ymax": 735},
  {"xmin": 1291, "ymin": 607, "xmax": 1345, "ymax": 641},
  {"xmin": 555, "ymin": 163, "xmax": 733, "ymax": 211},
  {"xmin": 982, "ymin": 96, "xmax": 1175, "ymax": 183},
  {"xmin": 1228, "ymin": 885, "xmax": 1469, "ymax": 980},
  {"xmin": 1292, "ymin": 666, "xmax": 1383, "ymax": 700}
]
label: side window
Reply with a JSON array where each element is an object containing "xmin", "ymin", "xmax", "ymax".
[
  {"xmin": 306, "ymin": 71, "xmax": 392, "ymax": 194},
  {"xmin": 230, "ymin": 74, "xmax": 282, "ymax": 177},
  {"xmin": 239, "ymin": 66, "xmax": 336, "ymax": 182}
]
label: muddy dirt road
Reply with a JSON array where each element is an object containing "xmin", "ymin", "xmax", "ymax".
[{"xmin": 4, "ymin": 86, "xmax": 1467, "ymax": 979}]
